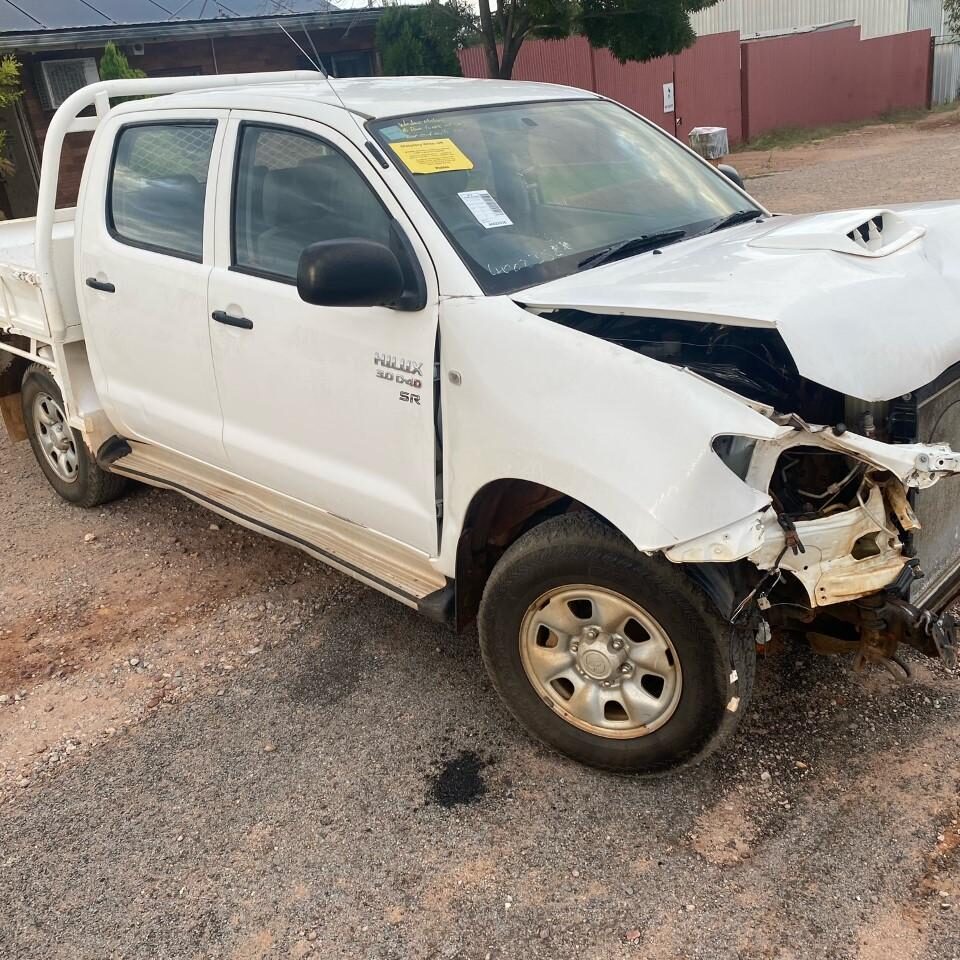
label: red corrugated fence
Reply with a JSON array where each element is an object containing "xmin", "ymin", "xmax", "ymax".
[
  {"xmin": 741, "ymin": 27, "xmax": 933, "ymax": 140},
  {"xmin": 459, "ymin": 35, "xmax": 741, "ymax": 142},
  {"xmin": 590, "ymin": 47, "xmax": 677, "ymax": 135},
  {"xmin": 458, "ymin": 26, "xmax": 933, "ymax": 145},
  {"xmin": 459, "ymin": 36, "xmax": 596, "ymax": 92},
  {"xmin": 674, "ymin": 33, "xmax": 742, "ymax": 144}
]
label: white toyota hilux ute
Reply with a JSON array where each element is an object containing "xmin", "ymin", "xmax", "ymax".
[{"xmin": 3, "ymin": 73, "xmax": 960, "ymax": 773}]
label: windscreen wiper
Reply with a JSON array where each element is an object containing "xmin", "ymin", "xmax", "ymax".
[
  {"xmin": 705, "ymin": 209, "xmax": 764, "ymax": 233},
  {"xmin": 577, "ymin": 229, "xmax": 688, "ymax": 271}
]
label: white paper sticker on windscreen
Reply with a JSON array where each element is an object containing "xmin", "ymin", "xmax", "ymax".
[{"xmin": 458, "ymin": 190, "xmax": 513, "ymax": 229}]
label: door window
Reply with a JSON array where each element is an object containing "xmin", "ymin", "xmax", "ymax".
[
  {"xmin": 108, "ymin": 122, "xmax": 216, "ymax": 261},
  {"xmin": 232, "ymin": 124, "xmax": 392, "ymax": 282}
]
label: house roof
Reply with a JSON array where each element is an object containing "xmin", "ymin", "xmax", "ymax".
[
  {"xmin": 0, "ymin": 1, "xmax": 380, "ymax": 50},
  {"xmin": 0, "ymin": 1, "xmax": 338, "ymax": 32}
]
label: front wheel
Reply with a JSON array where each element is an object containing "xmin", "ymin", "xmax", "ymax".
[
  {"xmin": 478, "ymin": 513, "xmax": 755, "ymax": 773},
  {"xmin": 21, "ymin": 364, "xmax": 128, "ymax": 508}
]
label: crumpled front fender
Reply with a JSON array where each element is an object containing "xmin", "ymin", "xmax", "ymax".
[
  {"xmin": 751, "ymin": 417, "xmax": 960, "ymax": 489},
  {"xmin": 438, "ymin": 297, "xmax": 795, "ymax": 572},
  {"xmin": 666, "ymin": 422, "xmax": 960, "ymax": 607}
]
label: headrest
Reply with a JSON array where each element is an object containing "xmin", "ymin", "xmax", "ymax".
[
  {"xmin": 422, "ymin": 169, "xmax": 470, "ymax": 197},
  {"xmin": 261, "ymin": 166, "xmax": 329, "ymax": 224}
]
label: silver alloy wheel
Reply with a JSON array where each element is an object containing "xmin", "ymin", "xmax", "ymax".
[
  {"xmin": 519, "ymin": 584, "xmax": 682, "ymax": 739},
  {"xmin": 32, "ymin": 392, "xmax": 79, "ymax": 484}
]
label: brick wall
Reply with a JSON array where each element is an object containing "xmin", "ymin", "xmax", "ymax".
[{"xmin": 16, "ymin": 25, "xmax": 378, "ymax": 210}]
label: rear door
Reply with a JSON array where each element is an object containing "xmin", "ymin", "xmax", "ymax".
[
  {"xmin": 207, "ymin": 112, "xmax": 441, "ymax": 555},
  {"xmin": 77, "ymin": 110, "xmax": 228, "ymax": 465}
]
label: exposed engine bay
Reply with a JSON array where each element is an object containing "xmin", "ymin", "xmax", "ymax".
[
  {"xmin": 545, "ymin": 310, "xmax": 844, "ymax": 423},
  {"xmin": 543, "ymin": 309, "xmax": 960, "ymax": 679}
]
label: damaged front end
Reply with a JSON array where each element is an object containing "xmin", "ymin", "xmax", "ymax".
[
  {"xmin": 519, "ymin": 303, "xmax": 960, "ymax": 678},
  {"xmin": 668, "ymin": 416, "xmax": 960, "ymax": 677},
  {"xmin": 515, "ymin": 202, "xmax": 960, "ymax": 678}
]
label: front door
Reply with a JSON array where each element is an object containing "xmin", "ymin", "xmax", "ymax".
[
  {"xmin": 77, "ymin": 110, "xmax": 229, "ymax": 466},
  {"xmin": 208, "ymin": 113, "xmax": 440, "ymax": 555}
]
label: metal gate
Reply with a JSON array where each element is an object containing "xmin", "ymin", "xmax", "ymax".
[
  {"xmin": 673, "ymin": 32, "xmax": 743, "ymax": 144},
  {"xmin": 932, "ymin": 36, "xmax": 960, "ymax": 103}
]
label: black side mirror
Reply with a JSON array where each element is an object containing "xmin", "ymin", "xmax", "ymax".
[
  {"xmin": 718, "ymin": 163, "xmax": 744, "ymax": 190},
  {"xmin": 297, "ymin": 239, "xmax": 404, "ymax": 308}
]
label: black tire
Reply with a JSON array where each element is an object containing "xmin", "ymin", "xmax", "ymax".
[
  {"xmin": 21, "ymin": 363, "xmax": 128, "ymax": 508},
  {"xmin": 478, "ymin": 513, "xmax": 755, "ymax": 773}
]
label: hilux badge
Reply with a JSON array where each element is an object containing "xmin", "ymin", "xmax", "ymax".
[
  {"xmin": 374, "ymin": 352, "xmax": 423, "ymax": 377},
  {"xmin": 374, "ymin": 352, "xmax": 423, "ymax": 397}
]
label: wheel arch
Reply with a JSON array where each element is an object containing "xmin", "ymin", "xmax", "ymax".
[
  {"xmin": 18, "ymin": 360, "xmax": 129, "ymax": 508},
  {"xmin": 454, "ymin": 478, "xmax": 592, "ymax": 630},
  {"xmin": 452, "ymin": 477, "xmax": 751, "ymax": 632}
]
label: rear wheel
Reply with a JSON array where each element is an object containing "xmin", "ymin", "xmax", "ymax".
[
  {"xmin": 478, "ymin": 513, "xmax": 755, "ymax": 773},
  {"xmin": 21, "ymin": 364, "xmax": 128, "ymax": 508}
]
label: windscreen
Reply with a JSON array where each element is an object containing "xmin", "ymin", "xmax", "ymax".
[{"xmin": 372, "ymin": 99, "xmax": 757, "ymax": 295}]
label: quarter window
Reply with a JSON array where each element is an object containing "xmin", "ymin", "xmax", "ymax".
[
  {"xmin": 108, "ymin": 122, "xmax": 216, "ymax": 261},
  {"xmin": 232, "ymin": 124, "xmax": 392, "ymax": 282}
]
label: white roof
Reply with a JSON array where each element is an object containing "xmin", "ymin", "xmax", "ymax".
[{"xmin": 121, "ymin": 75, "xmax": 598, "ymax": 120}]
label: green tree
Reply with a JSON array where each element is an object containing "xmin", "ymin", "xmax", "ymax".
[
  {"xmin": 946, "ymin": 0, "xmax": 960, "ymax": 35},
  {"xmin": 0, "ymin": 56, "xmax": 23, "ymax": 178},
  {"xmin": 477, "ymin": 0, "xmax": 720, "ymax": 80},
  {"xmin": 377, "ymin": 1, "xmax": 477, "ymax": 77},
  {"xmin": 98, "ymin": 41, "xmax": 147, "ymax": 106},
  {"xmin": 381, "ymin": 20, "xmax": 429, "ymax": 76},
  {"xmin": 99, "ymin": 41, "xmax": 146, "ymax": 83}
]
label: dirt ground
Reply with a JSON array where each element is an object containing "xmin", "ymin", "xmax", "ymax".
[
  {"xmin": 3, "ymin": 118, "xmax": 960, "ymax": 960},
  {"xmin": 737, "ymin": 111, "xmax": 960, "ymax": 212}
]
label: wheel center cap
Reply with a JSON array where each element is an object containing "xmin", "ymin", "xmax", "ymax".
[{"xmin": 581, "ymin": 649, "xmax": 613, "ymax": 680}]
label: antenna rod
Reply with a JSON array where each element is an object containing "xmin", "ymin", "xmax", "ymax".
[
  {"xmin": 274, "ymin": 19, "xmax": 382, "ymax": 161},
  {"xmin": 276, "ymin": 20, "xmax": 325, "ymax": 74}
]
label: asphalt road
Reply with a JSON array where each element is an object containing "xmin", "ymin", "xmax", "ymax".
[{"xmin": 3, "ymin": 119, "xmax": 960, "ymax": 960}]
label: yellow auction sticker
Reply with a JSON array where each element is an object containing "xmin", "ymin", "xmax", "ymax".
[{"xmin": 389, "ymin": 138, "xmax": 474, "ymax": 174}]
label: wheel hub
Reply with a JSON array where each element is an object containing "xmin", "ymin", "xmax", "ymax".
[
  {"xmin": 575, "ymin": 630, "xmax": 628, "ymax": 682},
  {"xmin": 31, "ymin": 391, "xmax": 79, "ymax": 484},
  {"xmin": 518, "ymin": 584, "xmax": 683, "ymax": 740}
]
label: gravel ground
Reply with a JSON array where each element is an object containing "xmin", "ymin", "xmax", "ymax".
[
  {"xmin": 3, "ymin": 120, "xmax": 960, "ymax": 960},
  {"xmin": 738, "ymin": 116, "xmax": 960, "ymax": 213}
]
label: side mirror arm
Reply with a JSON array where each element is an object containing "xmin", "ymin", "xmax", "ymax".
[
  {"xmin": 718, "ymin": 163, "xmax": 745, "ymax": 190},
  {"xmin": 390, "ymin": 219, "xmax": 428, "ymax": 312}
]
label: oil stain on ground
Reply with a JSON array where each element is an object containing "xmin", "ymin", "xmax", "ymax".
[{"xmin": 428, "ymin": 750, "xmax": 488, "ymax": 808}]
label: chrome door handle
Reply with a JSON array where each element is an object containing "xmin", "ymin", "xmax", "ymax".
[
  {"xmin": 85, "ymin": 277, "xmax": 115, "ymax": 293},
  {"xmin": 212, "ymin": 310, "xmax": 253, "ymax": 330}
]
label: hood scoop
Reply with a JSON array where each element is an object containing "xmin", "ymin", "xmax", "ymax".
[{"xmin": 750, "ymin": 208, "xmax": 925, "ymax": 258}]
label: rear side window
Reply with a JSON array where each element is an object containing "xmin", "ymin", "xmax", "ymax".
[
  {"xmin": 108, "ymin": 122, "xmax": 216, "ymax": 261},
  {"xmin": 232, "ymin": 124, "xmax": 392, "ymax": 281}
]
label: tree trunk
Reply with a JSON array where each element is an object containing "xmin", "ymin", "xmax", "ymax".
[
  {"xmin": 498, "ymin": 37, "xmax": 521, "ymax": 79},
  {"xmin": 477, "ymin": 0, "xmax": 501, "ymax": 78},
  {"xmin": 498, "ymin": 20, "xmax": 529, "ymax": 79}
]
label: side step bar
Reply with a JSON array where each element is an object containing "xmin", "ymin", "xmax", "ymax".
[
  {"xmin": 103, "ymin": 439, "xmax": 451, "ymax": 616},
  {"xmin": 96, "ymin": 435, "xmax": 132, "ymax": 466}
]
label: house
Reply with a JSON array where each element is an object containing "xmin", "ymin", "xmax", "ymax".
[{"xmin": 0, "ymin": 0, "xmax": 384, "ymax": 217}]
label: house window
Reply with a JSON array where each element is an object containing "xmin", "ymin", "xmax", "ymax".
[
  {"xmin": 149, "ymin": 66, "xmax": 202, "ymax": 78},
  {"xmin": 36, "ymin": 58, "xmax": 100, "ymax": 110},
  {"xmin": 322, "ymin": 51, "xmax": 375, "ymax": 78}
]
